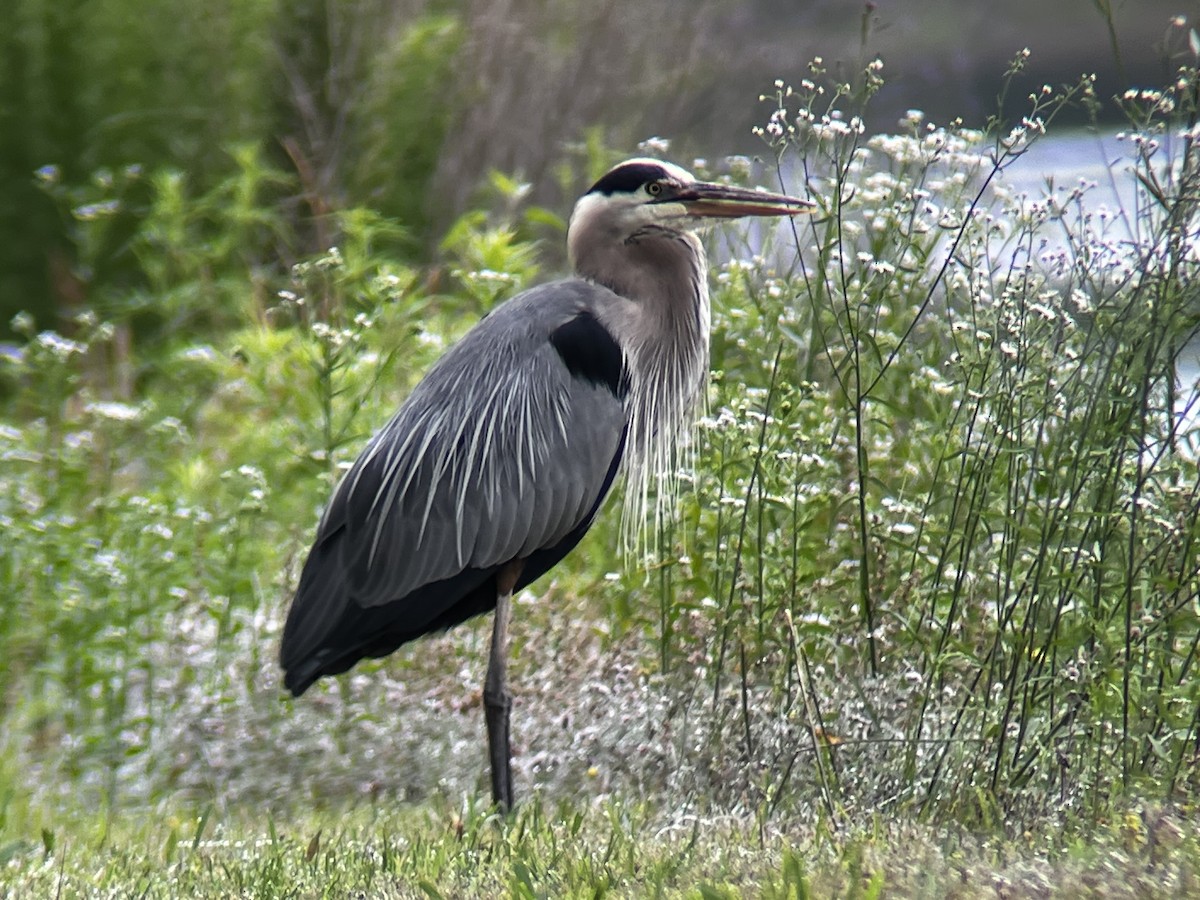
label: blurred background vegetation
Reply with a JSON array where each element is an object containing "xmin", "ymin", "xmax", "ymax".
[{"xmin": 0, "ymin": 0, "xmax": 1181, "ymax": 337}]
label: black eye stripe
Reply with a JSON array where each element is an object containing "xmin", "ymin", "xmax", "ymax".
[{"xmin": 587, "ymin": 163, "xmax": 671, "ymax": 196}]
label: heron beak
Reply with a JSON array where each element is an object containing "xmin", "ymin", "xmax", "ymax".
[{"xmin": 671, "ymin": 182, "xmax": 816, "ymax": 219}]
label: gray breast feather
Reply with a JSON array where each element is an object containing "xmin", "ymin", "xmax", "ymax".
[{"xmin": 323, "ymin": 279, "xmax": 628, "ymax": 610}]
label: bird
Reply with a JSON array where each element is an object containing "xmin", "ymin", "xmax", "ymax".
[{"xmin": 280, "ymin": 158, "xmax": 813, "ymax": 811}]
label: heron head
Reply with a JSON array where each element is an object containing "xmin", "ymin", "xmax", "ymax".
[{"xmin": 568, "ymin": 158, "xmax": 814, "ymax": 247}]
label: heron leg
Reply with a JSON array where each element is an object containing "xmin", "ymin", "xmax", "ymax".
[{"xmin": 484, "ymin": 561, "xmax": 523, "ymax": 813}]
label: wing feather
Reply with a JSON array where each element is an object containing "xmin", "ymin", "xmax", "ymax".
[{"xmin": 280, "ymin": 280, "xmax": 630, "ymax": 693}]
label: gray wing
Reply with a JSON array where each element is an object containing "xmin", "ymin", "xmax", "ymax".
[{"xmin": 281, "ymin": 279, "xmax": 629, "ymax": 692}]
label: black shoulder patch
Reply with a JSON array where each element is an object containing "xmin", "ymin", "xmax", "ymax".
[
  {"xmin": 587, "ymin": 162, "xmax": 669, "ymax": 196},
  {"xmin": 549, "ymin": 313, "xmax": 629, "ymax": 398}
]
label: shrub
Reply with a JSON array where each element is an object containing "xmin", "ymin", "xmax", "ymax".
[{"xmin": 650, "ymin": 30, "xmax": 1200, "ymax": 825}]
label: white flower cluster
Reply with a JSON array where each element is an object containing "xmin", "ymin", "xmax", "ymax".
[{"xmin": 36, "ymin": 331, "xmax": 86, "ymax": 360}]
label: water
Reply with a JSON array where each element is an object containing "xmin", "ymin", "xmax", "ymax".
[
  {"xmin": 1002, "ymin": 130, "xmax": 1132, "ymax": 210},
  {"xmin": 1008, "ymin": 130, "xmax": 1200, "ymax": 440}
]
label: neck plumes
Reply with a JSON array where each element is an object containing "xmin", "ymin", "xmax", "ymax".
[{"xmin": 570, "ymin": 227, "xmax": 711, "ymax": 551}]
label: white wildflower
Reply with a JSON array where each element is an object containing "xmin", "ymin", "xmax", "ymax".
[
  {"xmin": 84, "ymin": 401, "xmax": 141, "ymax": 422},
  {"xmin": 37, "ymin": 331, "xmax": 86, "ymax": 359}
]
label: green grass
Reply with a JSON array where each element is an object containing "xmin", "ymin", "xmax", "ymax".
[{"xmin": 5, "ymin": 799, "xmax": 1200, "ymax": 897}]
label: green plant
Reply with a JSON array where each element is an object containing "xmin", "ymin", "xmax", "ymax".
[
  {"xmin": 350, "ymin": 13, "xmax": 464, "ymax": 237},
  {"xmin": 651, "ymin": 24, "xmax": 1200, "ymax": 826},
  {"xmin": 0, "ymin": 0, "xmax": 280, "ymax": 330},
  {"xmin": 35, "ymin": 145, "xmax": 293, "ymax": 344}
]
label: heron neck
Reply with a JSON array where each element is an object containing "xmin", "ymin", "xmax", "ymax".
[
  {"xmin": 626, "ymin": 234, "xmax": 710, "ymax": 385},
  {"xmin": 576, "ymin": 229, "xmax": 710, "ymax": 548},
  {"xmin": 575, "ymin": 228, "xmax": 711, "ymax": 454},
  {"xmin": 572, "ymin": 230, "xmax": 710, "ymax": 359}
]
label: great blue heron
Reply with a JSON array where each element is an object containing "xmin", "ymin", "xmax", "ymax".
[{"xmin": 280, "ymin": 158, "xmax": 812, "ymax": 811}]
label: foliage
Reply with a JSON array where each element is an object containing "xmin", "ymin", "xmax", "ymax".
[
  {"xmin": 34, "ymin": 145, "xmax": 294, "ymax": 342},
  {"xmin": 0, "ymin": 0, "xmax": 724, "ymax": 334},
  {"xmin": 350, "ymin": 13, "xmax": 464, "ymax": 236},
  {"xmin": 639, "ymin": 24, "xmax": 1200, "ymax": 827},
  {"xmin": 4, "ymin": 796, "xmax": 1200, "ymax": 897},
  {"xmin": 0, "ymin": 207, "xmax": 436, "ymax": 815},
  {"xmin": 0, "ymin": 0, "xmax": 281, "ymax": 328}
]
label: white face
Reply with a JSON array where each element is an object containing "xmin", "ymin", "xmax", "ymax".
[{"xmin": 568, "ymin": 159, "xmax": 698, "ymax": 242}]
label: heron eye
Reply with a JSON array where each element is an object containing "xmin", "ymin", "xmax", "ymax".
[{"xmin": 646, "ymin": 182, "xmax": 663, "ymax": 196}]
